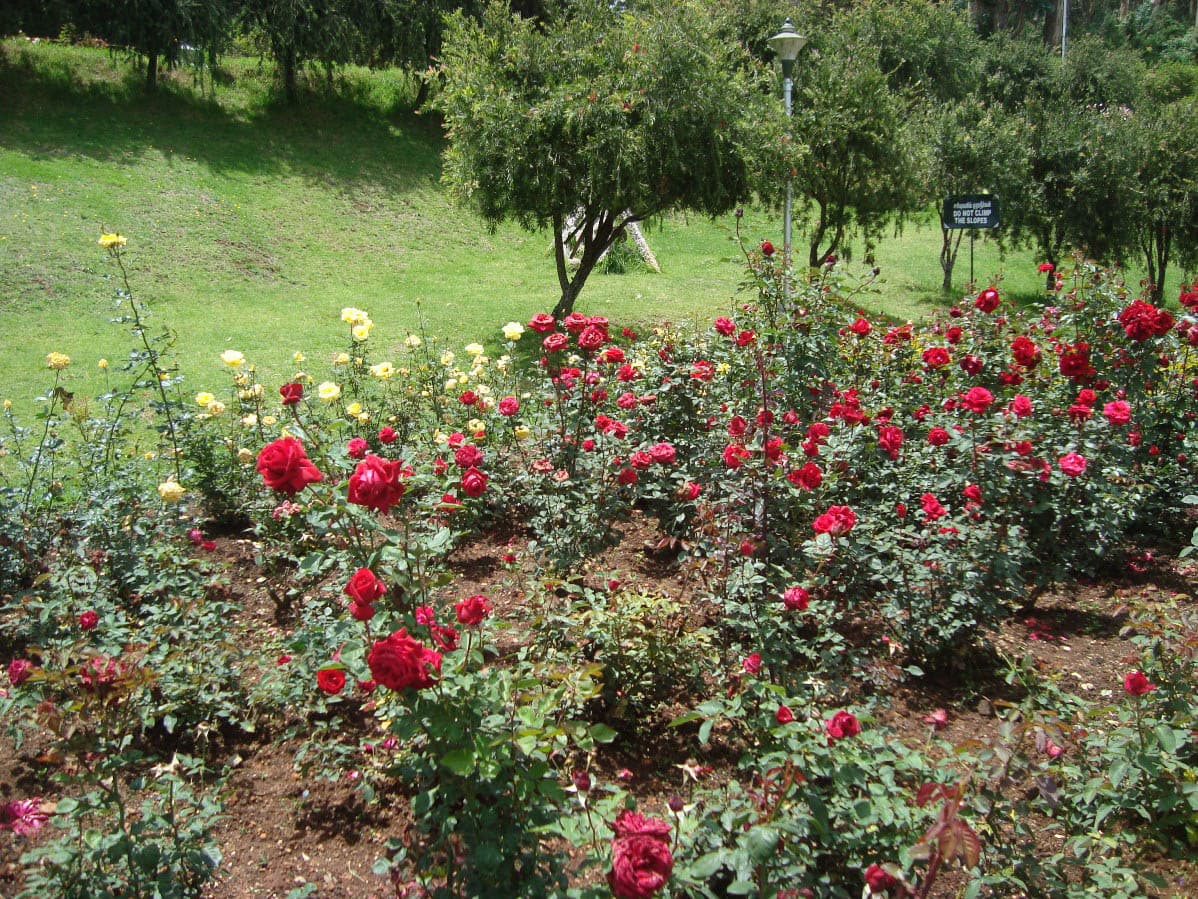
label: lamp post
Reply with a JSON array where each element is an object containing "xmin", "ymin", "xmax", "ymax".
[{"xmin": 767, "ymin": 18, "xmax": 806, "ymax": 269}]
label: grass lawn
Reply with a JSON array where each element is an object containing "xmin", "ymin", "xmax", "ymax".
[{"xmin": 0, "ymin": 39, "xmax": 1179, "ymax": 409}]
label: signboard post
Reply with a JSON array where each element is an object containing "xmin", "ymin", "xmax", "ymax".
[{"xmin": 941, "ymin": 195, "xmax": 1000, "ymax": 286}]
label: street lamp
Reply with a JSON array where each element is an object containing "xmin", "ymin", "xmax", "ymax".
[{"xmin": 768, "ymin": 18, "xmax": 806, "ymax": 268}]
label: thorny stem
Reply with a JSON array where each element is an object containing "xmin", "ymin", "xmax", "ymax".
[{"xmin": 21, "ymin": 370, "xmax": 62, "ymax": 519}]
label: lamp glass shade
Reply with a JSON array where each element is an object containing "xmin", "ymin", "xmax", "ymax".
[{"xmin": 767, "ymin": 19, "xmax": 807, "ymax": 62}]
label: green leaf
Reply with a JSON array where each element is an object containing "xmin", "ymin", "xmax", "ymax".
[
  {"xmin": 589, "ymin": 723, "xmax": 618, "ymax": 744},
  {"xmin": 742, "ymin": 825, "xmax": 780, "ymax": 861},
  {"xmin": 440, "ymin": 748, "xmax": 476, "ymax": 776}
]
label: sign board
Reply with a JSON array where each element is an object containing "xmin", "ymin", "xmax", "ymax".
[{"xmin": 942, "ymin": 194, "xmax": 1000, "ymax": 230}]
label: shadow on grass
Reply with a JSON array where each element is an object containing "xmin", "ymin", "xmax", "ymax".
[{"xmin": 0, "ymin": 41, "xmax": 444, "ymax": 199}]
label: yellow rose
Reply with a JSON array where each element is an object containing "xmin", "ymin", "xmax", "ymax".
[
  {"xmin": 195, "ymin": 392, "xmax": 215, "ymax": 407},
  {"xmin": 356, "ymin": 412, "xmax": 370, "ymax": 423},
  {"xmin": 464, "ymin": 342, "xmax": 485, "ymax": 357},
  {"xmin": 501, "ymin": 321, "xmax": 524, "ymax": 341},
  {"xmin": 46, "ymin": 352, "xmax": 70, "ymax": 370},
  {"xmin": 240, "ymin": 414, "xmax": 257, "ymax": 427},
  {"xmin": 293, "ymin": 351, "xmax": 305, "ymax": 363},
  {"xmin": 157, "ymin": 480, "xmax": 186, "ymax": 503},
  {"xmin": 369, "ymin": 361, "xmax": 395, "ymax": 379},
  {"xmin": 317, "ymin": 381, "xmax": 341, "ymax": 401},
  {"xmin": 207, "ymin": 400, "xmax": 226, "ymax": 415},
  {"xmin": 98, "ymin": 233, "xmax": 127, "ymax": 249},
  {"xmin": 440, "ymin": 351, "xmax": 455, "ymax": 366},
  {"xmin": 221, "ymin": 350, "xmax": 245, "ymax": 368},
  {"xmin": 346, "ymin": 402, "xmax": 363, "ymax": 416},
  {"xmin": 261, "ymin": 415, "xmax": 277, "ymax": 426},
  {"xmin": 98, "ymin": 358, "xmax": 109, "ymax": 369},
  {"xmin": 3, "ymin": 399, "xmax": 12, "ymax": 410},
  {"xmin": 404, "ymin": 334, "xmax": 422, "ymax": 348},
  {"xmin": 341, "ymin": 307, "xmax": 369, "ymax": 325},
  {"xmin": 237, "ymin": 447, "xmax": 254, "ymax": 464},
  {"xmin": 514, "ymin": 425, "xmax": 531, "ymax": 440},
  {"xmin": 467, "ymin": 418, "xmax": 485, "ymax": 435},
  {"xmin": 333, "ymin": 353, "xmax": 350, "ymax": 366},
  {"xmin": 352, "ymin": 321, "xmax": 373, "ymax": 342}
]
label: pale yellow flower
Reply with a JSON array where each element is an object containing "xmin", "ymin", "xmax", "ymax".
[
  {"xmin": 369, "ymin": 361, "xmax": 395, "ymax": 379},
  {"xmin": 464, "ymin": 342, "xmax": 485, "ymax": 357},
  {"xmin": 716, "ymin": 361, "xmax": 731, "ymax": 374},
  {"xmin": 496, "ymin": 355, "xmax": 510, "ymax": 372},
  {"xmin": 98, "ymin": 358, "xmax": 109, "ymax": 370},
  {"xmin": 440, "ymin": 351, "xmax": 455, "ymax": 366},
  {"xmin": 221, "ymin": 350, "xmax": 245, "ymax": 368},
  {"xmin": 341, "ymin": 307, "xmax": 370, "ymax": 325},
  {"xmin": 433, "ymin": 429, "xmax": 447, "ymax": 444},
  {"xmin": 479, "ymin": 397, "xmax": 495, "ymax": 412},
  {"xmin": 46, "ymin": 352, "xmax": 70, "ymax": 370},
  {"xmin": 237, "ymin": 447, "xmax": 254, "ymax": 464},
  {"xmin": 3, "ymin": 399, "xmax": 12, "ymax": 410},
  {"xmin": 467, "ymin": 418, "xmax": 485, "ymax": 435},
  {"xmin": 293, "ymin": 351, "xmax": 305, "ymax": 363},
  {"xmin": 261, "ymin": 415, "xmax": 277, "ymax": 426},
  {"xmin": 144, "ymin": 451, "xmax": 157, "ymax": 461},
  {"xmin": 238, "ymin": 384, "xmax": 264, "ymax": 399},
  {"xmin": 445, "ymin": 379, "xmax": 458, "ymax": 392},
  {"xmin": 346, "ymin": 402, "xmax": 363, "ymax": 416},
  {"xmin": 241, "ymin": 414, "xmax": 257, "ymax": 427},
  {"xmin": 333, "ymin": 353, "xmax": 350, "ymax": 366},
  {"xmin": 206, "ymin": 400, "xmax": 226, "ymax": 416},
  {"xmin": 352, "ymin": 321, "xmax": 374, "ymax": 342},
  {"xmin": 514, "ymin": 425, "xmax": 531, "ymax": 440},
  {"xmin": 404, "ymin": 334, "xmax": 422, "ymax": 348},
  {"xmin": 356, "ymin": 412, "xmax": 370, "ymax": 423},
  {"xmin": 98, "ymin": 233, "xmax": 127, "ymax": 249},
  {"xmin": 317, "ymin": 381, "xmax": 341, "ymax": 401},
  {"xmin": 195, "ymin": 392, "xmax": 215, "ymax": 407},
  {"xmin": 501, "ymin": 321, "xmax": 524, "ymax": 341},
  {"xmin": 157, "ymin": 480, "xmax": 186, "ymax": 503}
]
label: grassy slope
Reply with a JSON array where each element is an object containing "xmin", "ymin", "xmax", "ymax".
[{"xmin": 0, "ymin": 40, "xmax": 1177, "ymax": 408}]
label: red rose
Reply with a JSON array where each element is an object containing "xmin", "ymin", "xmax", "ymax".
[
  {"xmin": 78, "ymin": 610, "xmax": 99, "ymax": 630},
  {"xmin": 850, "ymin": 317, "xmax": 872, "ymax": 337},
  {"xmin": 974, "ymin": 287, "xmax": 1000, "ymax": 312},
  {"xmin": 459, "ymin": 390, "xmax": 478, "ymax": 406},
  {"xmin": 498, "ymin": 396, "xmax": 519, "ymax": 416},
  {"xmin": 279, "ymin": 382, "xmax": 303, "ymax": 405},
  {"xmin": 782, "ymin": 586, "xmax": 809, "ymax": 611},
  {"xmin": 578, "ymin": 325, "xmax": 606, "ymax": 351},
  {"xmin": 787, "ymin": 462, "xmax": 822, "ymax": 490},
  {"xmin": 316, "ymin": 667, "xmax": 346, "ymax": 695},
  {"xmin": 678, "ymin": 481, "xmax": 702, "ymax": 501},
  {"xmin": 461, "ymin": 466, "xmax": 488, "ymax": 497},
  {"xmin": 648, "ymin": 442, "xmax": 676, "ymax": 464},
  {"xmin": 345, "ymin": 567, "xmax": 386, "ymax": 604},
  {"xmin": 8, "ymin": 658, "xmax": 34, "ymax": 686},
  {"xmin": 347, "ymin": 437, "xmax": 368, "ymax": 459},
  {"xmin": 813, "ymin": 505, "xmax": 856, "ymax": 537},
  {"xmin": 961, "ymin": 386, "xmax": 994, "ymax": 414},
  {"xmin": 608, "ymin": 811, "xmax": 673, "ymax": 899},
  {"xmin": 824, "ymin": 709, "xmax": 861, "ymax": 741},
  {"xmin": 959, "ymin": 353, "xmax": 983, "ymax": 376},
  {"xmin": 864, "ymin": 863, "xmax": 899, "ymax": 894},
  {"xmin": 455, "ymin": 594, "xmax": 492, "ymax": 626},
  {"xmin": 528, "ymin": 312, "xmax": 556, "ymax": 333},
  {"xmin": 257, "ymin": 437, "xmax": 324, "ymax": 495},
  {"xmin": 377, "ymin": 426, "xmax": 397, "ymax": 444},
  {"xmin": 543, "ymin": 332, "xmax": 569, "ymax": 353},
  {"xmin": 775, "ymin": 705, "xmax": 795, "ymax": 724},
  {"xmin": 348, "ymin": 454, "xmax": 407, "ymax": 513},
  {"xmin": 1058, "ymin": 451, "xmax": 1087, "ymax": 478},
  {"xmin": 1038, "ymin": 262, "xmax": 1054, "ymax": 273},
  {"xmin": 349, "ymin": 600, "xmax": 376, "ymax": 621},
  {"xmin": 736, "ymin": 330, "xmax": 756, "ymax": 346},
  {"xmin": 1119, "ymin": 300, "xmax": 1174, "ymax": 341},
  {"xmin": 562, "ymin": 311, "xmax": 589, "ymax": 333},
  {"xmin": 877, "ymin": 425, "xmax": 904, "ymax": 461},
  {"xmin": 1009, "ymin": 395, "xmax": 1033, "ymax": 418},
  {"xmin": 1011, "ymin": 336, "xmax": 1041, "ymax": 368},
  {"xmin": 945, "ymin": 326, "xmax": 963, "ymax": 344},
  {"xmin": 1123, "ymin": 670, "xmax": 1156, "ymax": 696},
  {"xmin": 921, "ymin": 347, "xmax": 950, "ymax": 368},
  {"xmin": 921, "ymin": 492, "xmax": 947, "ymax": 522},
  {"xmin": 630, "ymin": 451, "xmax": 653, "ymax": 470},
  {"xmin": 742, "ymin": 653, "xmax": 762, "ymax": 675},
  {"xmin": 926, "ymin": 426, "xmax": 950, "ymax": 446},
  {"xmin": 1059, "ymin": 342, "xmax": 1094, "ymax": 380},
  {"xmin": 713, "ymin": 317, "xmax": 736, "ymax": 336},
  {"xmin": 722, "ymin": 444, "xmax": 750, "ymax": 469},
  {"xmin": 1103, "ymin": 400, "xmax": 1131, "ymax": 425},
  {"xmin": 367, "ymin": 628, "xmax": 441, "ymax": 692},
  {"xmin": 760, "ymin": 240, "xmax": 775, "ymax": 256},
  {"xmin": 617, "ymin": 467, "xmax": 638, "ymax": 485},
  {"xmin": 454, "ymin": 444, "xmax": 483, "ymax": 469}
]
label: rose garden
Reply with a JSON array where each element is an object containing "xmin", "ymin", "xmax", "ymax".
[{"xmin": 1, "ymin": 231, "xmax": 1195, "ymax": 896}]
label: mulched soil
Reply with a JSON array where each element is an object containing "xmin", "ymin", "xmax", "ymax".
[{"xmin": 2, "ymin": 515, "xmax": 1195, "ymax": 898}]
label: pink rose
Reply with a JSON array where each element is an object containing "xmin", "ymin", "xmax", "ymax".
[
  {"xmin": 1058, "ymin": 452, "xmax": 1087, "ymax": 478},
  {"xmin": 78, "ymin": 610, "xmax": 99, "ymax": 630},
  {"xmin": 498, "ymin": 396, "xmax": 519, "ymax": 416}
]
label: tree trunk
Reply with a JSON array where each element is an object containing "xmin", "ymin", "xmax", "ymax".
[
  {"xmin": 145, "ymin": 51, "xmax": 159, "ymax": 93},
  {"xmin": 283, "ymin": 48, "xmax": 298, "ymax": 103},
  {"xmin": 939, "ymin": 224, "xmax": 964, "ymax": 292}
]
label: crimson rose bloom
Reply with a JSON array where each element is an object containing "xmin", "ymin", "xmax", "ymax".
[
  {"xmin": 921, "ymin": 347, "xmax": 950, "ymax": 368},
  {"xmin": 461, "ymin": 466, "xmax": 488, "ymax": 497},
  {"xmin": 7, "ymin": 658, "xmax": 33, "ymax": 686},
  {"xmin": 775, "ymin": 705, "xmax": 795, "ymax": 724},
  {"xmin": 921, "ymin": 492, "xmax": 947, "ymax": 522},
  {"xmin": 1123, "ymin": 670, "xmax": 1156, "ymax": 696},
  {"xmin": 378, "ymin": 426, "xmax": 397, "ymax": 444},
  {"xmin": 316, "ymin": 667, "xmax": 346, "ymax": 695},
  {"xmin": 713, "ymin": 317, "xmax": 736, "ymax": 336},
  {"xmin": 722, "ymin": 444, "xmax": 750, "ymax": 469},
  {"xmin": 1119, "ymin": 300, "xmax": 1174, "ymax": 340},
  {"xmin": 877, "ymin": 425, "xmax": 903, "ymax": 461},
  {"xmin": 562, "ymin": 311, "xmax": 589, "ymax": 333},
  {"xmin": 367, "ymin": 628, "xmax": 441, "ymax": 692},
  {"xmin": 578, "ymin": 325, "xmax": 607, "ymax": 351},
  {"xmin": 528, "ymin": 312, "xmax": 556, "ymax": 333},
  {"xmin": 455, "ymin": 594, "xmax": 493, "ymax": 626},
  {"xmin": 348, "ymin": 454, "xmax": 407, "ymax": 513},
  {"xmin": 1059, "ymin": 342, "xmax": 1094, "ymax": 380},
  {"xmin": 498, "ymin": 396, "xmax": 519, "ymax": 416},
  {"xmin": 1011, "ymin": 336, "xmax": 1041, "ymax": 368},
  {"xmin": 257, "ymin": 437, "xmax": 324, "ymax": 495},
  {"xmin": 974, "ymin": 287, "xmax": 1000, "ymax": 312},
  {"xmin": 79, "ymin": 610, "xmax": 99, "ymax": 630},
  {"xmin": 608, "ymin": 810, "xmax": 673, "ymax": 899},
  {"xmin": 864, "ymin": 863, "xmax": 899, "ymax": 894},
  {"xmin": 279, "ymin": 382, "xmax": 303, "ymax": 405},
  {"xmin": 782, "ymin": 586, "xmax": 809, "ymax": 611},
  {"xmin": 850, "ymin": 317, "xmax": 872, "ymax": 336},
  {"xmin": 1058, "ymin": 451, "xmax": 1087, "ymax": 478},
  {"xmin": 649, "ymin": 442, "xmax": 676, "ymax": 464},
  {"xmin": 345, "ymin": 568, "xmax": 386, "ymax": 604},
  {"xmin": 961, "ymin": 386, "xmax": 994, "ymax": 414},
  {"xmin": 454, "ymin": 444, "xmax": 483, "ymax": 469},
  {"xmin": 543, "ymin": 332, "xmax": 569, "ymax": 353},
  {"xmin": 347, "ymin": 437, "xmax": 368, "ymax": 459},
  {"xmin": 813, "ymin": 505, "xmax": 856, "ymax": 537},
  {"xmin": 926, "ymin": 426, "xmax": 950, "ymax": 446},
  {"xmin": 760, "ymin": 240, "xmax": 775, "ymax": 256},
  {"xmin": 787, "ymin": 462, "xmax": 822, "ymax": 490},
  {"xmin": 824, "ymin": 710, "xmax": 861, "ymax": 742},
  {"xmin": 349, "ymin": 600, "xmax": 376, "ymax": 621},
  {"xmin": 1103, "ymin": 400, "xmax": 1131, "ymax": 425}
]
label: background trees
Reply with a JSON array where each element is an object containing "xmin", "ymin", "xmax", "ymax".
[{"xmin": 434, "ymin": 0, "xmax": 774, "ymax": 316}]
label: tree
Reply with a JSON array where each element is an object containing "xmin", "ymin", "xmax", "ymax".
[
  {"xmin": 434, "ymin": 0, "xmax": 772, "ymax": 317},
  {"xmin": 786, "ymin": 18, "xmax": 920, "ymax": 268},
  {"xmin": 239, "ymin": 0, "xmax": 360, "ymax": 102},
  {"xmin": 1134, "ymin": 99, "xmax": 1198, "ymax": 300}
]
